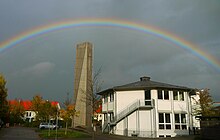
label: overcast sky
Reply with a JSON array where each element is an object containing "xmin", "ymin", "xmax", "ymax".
[{"xmin": 0, "ymin": 0, "xmax": 220, "ymax": 103}]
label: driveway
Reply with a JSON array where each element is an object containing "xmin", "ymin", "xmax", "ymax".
[{"xmin": 0, "ymin": 126, "xmax": 40, "ymax": 140}]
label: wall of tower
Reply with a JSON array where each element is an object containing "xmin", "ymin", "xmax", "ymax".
[{"xmin": 73, "ymin": 42, "xmax": 93, "ymax": 127}]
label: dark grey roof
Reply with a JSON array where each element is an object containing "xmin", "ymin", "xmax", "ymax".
[{"xmin": 97, "ymin": 76, "xmax": 194, "ymax": 95}]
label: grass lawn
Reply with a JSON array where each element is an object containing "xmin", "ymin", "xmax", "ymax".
[{"xmin": 36, "ymin": 129, "xmax": 91, "ymax": 139}]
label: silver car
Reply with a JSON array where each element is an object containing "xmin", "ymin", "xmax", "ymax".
[{"xmin": 39, "ymin": 122, "xmax": 58, "ymax": 130}]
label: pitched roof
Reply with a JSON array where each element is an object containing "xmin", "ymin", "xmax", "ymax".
[
  {"xmin": 98, "ymin": 76, "xmax": 194, "ymax": 95},
  {"xmin": 95, "ymin": 105, "xmax": 102, "ymax": 113},
  {"xmin": 8, "ymin": 100, "xmax": 32, "ymax": 110},
  {"xmin": 8, "ymin": 100, "xmax": 59, "ymax": 111}
]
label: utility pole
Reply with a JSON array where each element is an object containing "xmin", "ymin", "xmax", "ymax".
[{"xmin": 55, "ymin": 110, "xmax": 59, "ymax": 140}]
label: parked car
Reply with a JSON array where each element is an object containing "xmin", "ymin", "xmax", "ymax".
[{"xmin": 39, "ymin": 122, "xmax": 58, "ymax": 130}]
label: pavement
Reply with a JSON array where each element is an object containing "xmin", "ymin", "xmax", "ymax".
[
  {"xmin": 0, "ymin": 126, "xmax": 40, "ymax": 140},
  {"xmin": 0, "ymin": 126, "xmax": 198, "ymax": 140}
]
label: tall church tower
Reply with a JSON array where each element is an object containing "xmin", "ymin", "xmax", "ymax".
[{"xmin": 73, "ymin": 42, "xmax": 93, "ymax": 127}]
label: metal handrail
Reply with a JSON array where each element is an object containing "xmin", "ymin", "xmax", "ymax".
[
  {"xmin": 112, "ymin": 99, "xmax": 154, "ymax": 125},
  {"xmin": 102, "ymin": 120, "xmax": 109, "ymax": 132}
]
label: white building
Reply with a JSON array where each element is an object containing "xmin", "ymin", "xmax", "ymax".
[{"xmin": 98, "ymin": 76, "xmax": 199, "ymax": 138}]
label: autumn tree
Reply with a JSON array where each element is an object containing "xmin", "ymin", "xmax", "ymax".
[
  {"xmin": 31, "ymin": 95, "xmax": 43, "ymax": 121},
  {"xmin": 60, "ymin": 92, "xmax": 79, "ymax": 133},
  {"xmin": 193, "ymin": 88, "xmax": 215, "ymax": 116},
  {"xmin": 38, "ymin": 100, "xmax": 57, "ymax": 122},
  {"xmin": 31, "ymin": 95, "xmax": 58, "ymax": 122},
  {"xmin": 60, "ymin": 104, "xmax": 78, "ymax": 135},
  {"xmin": 0, "ymin": 74, "xmax": 9, "ymax": 123},
  {"xmin": 9, "ymin": 99, "xmax": 25, "ymax": 124}
]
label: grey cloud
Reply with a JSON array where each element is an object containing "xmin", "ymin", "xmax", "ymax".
[
  {"xmin": 21, "ymin": 62, "xmax": 55, "ymax": 77},
  {"xmin": 0, "ymin": 0, "xmax": 219, "ymax": 102}
]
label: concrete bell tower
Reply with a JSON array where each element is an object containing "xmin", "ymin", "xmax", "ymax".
[{"xmin": 73, "ymin": 42, "xmax": 93, "ymax": 127}]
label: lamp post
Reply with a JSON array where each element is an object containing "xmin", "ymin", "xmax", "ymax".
[{"xmin": 55, "ymin": 109, "xmax": 59, "ymax": 140}]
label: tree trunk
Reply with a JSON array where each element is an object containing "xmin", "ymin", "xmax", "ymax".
[{"xmin": 65, "ymin": 122, "xmax": 68, "ymax": 135}]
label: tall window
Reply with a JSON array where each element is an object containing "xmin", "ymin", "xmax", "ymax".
[
  {"xmin": 175, "ymin": 113, "xmax": 187, "ymax": 130},
  {"xmin": 145, "ymin": 90, "xmax": 151, "ymax": 99},
  {"xmin": 109, "ymin": 112, "xmax": 114, "ymax": 122},
  {"xmin": 104, "ymin": 113, "xmax": 107, "ymax": 121},
  {"xmin": 145, "ymin": 90, "xmax": 151, "ymax": 105},
  {"xmin": 173, "ymin": 91, "xmax": 184, "ymax": 101},
  {"xmin": 104, "ymin": 94, "xmax": 108, "ymax": 103},
  {"xmin": 159, "ymin": 113, "xmax": 171, "ymax": 129},
  {"xmin": 164, "ymin": 90, "xmax": 169, "ymax": 100},
  {"xmin": 110, "ymin": 92, "xmax": 114, "ymax": 102},
  {"xmin": 158, "ymin": 90, "xmax": 163, "ymax": 99},
  {"xmin": 158, "ymin": 90, "xmax": 169, "ymax": 100},
  {"xmin": 179, "ymin": 91, "xmax": 184, "ymax": 101},
  {"xmin": 173, "ymin": 91, "xmax": 178, "ymax": 100}
]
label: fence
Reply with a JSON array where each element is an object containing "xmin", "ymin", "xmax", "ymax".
[{"xmin": 199, "ymin": 116, "xmax": 220, "ymax": 140}]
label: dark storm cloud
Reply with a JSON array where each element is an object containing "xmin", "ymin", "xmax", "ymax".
[{"xmin": 0, "ymin": 0, "xmax": 219, "ymax": 102}]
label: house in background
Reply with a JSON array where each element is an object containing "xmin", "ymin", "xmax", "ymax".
[
  {"xmin": 8, "ymin": 100, "xmax": 60, "ymax": 122},
  {"xmin": 190, "ymin": 92, "xmax": 201, "ymax": 129},
  {"xmin": 94, "ymin": 104, "xmax": 102, "ymax": 122},
  {"xmin": 213, "ymin": 102, "xmax": 220, "ymax": 113},
  {"xmin": 98, "ymin": 76, "xmax": 199, "ymax": 138}
]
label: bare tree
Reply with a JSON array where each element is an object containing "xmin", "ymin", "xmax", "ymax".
[
  {"xmin": 63, "ymin": 92, "xmax": 72, "ymax": 107},
  {"xmin": 80, "ymin": 67, "xmax": 103, "ymax": 128},
  {"xmin": 87, "ymin": 67, "xmax": 103, "ymax": 117}
]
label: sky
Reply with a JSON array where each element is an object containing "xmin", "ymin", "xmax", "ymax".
[{"xmin": 0, "ymin": 0, "xmax": 220, "ymax": 103}]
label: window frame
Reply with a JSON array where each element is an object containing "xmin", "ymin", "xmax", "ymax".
[
  {"xmin": 164, "ymin": 90, "xmax": 169, "ymax": 100},
  {"xmin": 158, "ymin": 113, "xmax": 171, "ymax": 130},
  {"xmin": 158, "ymin": 90, "xmax": 163, "ymax": 99},
  {"xmin": 174, "ymin": 113, "xmax": 187, "ymax": 130},
  {"xmin": 173, "ymin": 91, "xmax": 178, "ymax": 100},
  {"xmin": 179, "ymin": 91, "xmax": 184, "ymax": 101},
  {"xmin": 103, "ymin": 94, "xmax": 108, "ymax": 103},
  {"xmin": 145, "ymin": 90, "xmax": 151, "ymax": 99},
  {"xmin": 109, "ymin": 112, "xmax": 114, "ymax": 122},
  {"xmin": 145, "ymin": 90, "xmax": 152, "ymax": 105},
  {"xmin": 157, "ymin": 90, "xmax": 170, "ymax": 100},
  {"xmin": 104, "ymin": 113, "xmax": 107, "ymax": 121},
  {"xmin": 173, "ymin": 91, "xmax": 185, "ymax": 101},
  {"xmin": 110, "ymin": 92, "xmax": 114, "ymax": 102}
]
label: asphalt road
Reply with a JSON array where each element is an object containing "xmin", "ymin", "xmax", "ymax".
[
  {"xmin": 0, "ymin": 126, "xmax": 120, "ymax": 140},
  {"xmin": 0, "ymin": 126, "xmax": 198, "ymax": 140},
  {"xmin": 0, "ymin": 126, "xmax": 40, "ymax": 140}
]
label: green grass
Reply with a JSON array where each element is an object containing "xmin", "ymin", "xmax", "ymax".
[{"xmin": 37, "ymin": 129, "xmax": 91, "ymax": 139}]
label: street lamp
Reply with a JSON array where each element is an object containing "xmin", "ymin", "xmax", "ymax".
[{"xmin": 55, "ymin": 109, "xmax": 59, "ymax": 140}]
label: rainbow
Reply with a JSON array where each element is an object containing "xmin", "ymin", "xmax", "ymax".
[{"xmin": 0, "ymin": 18, "xmax": 219, "ymax": 72}]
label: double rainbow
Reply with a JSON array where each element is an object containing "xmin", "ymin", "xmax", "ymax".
[{"xmin": 0, "ymin": 18, "xmax": 219, "ymax": 72}]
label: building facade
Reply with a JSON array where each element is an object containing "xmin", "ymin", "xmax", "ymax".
[
  {"xmin": 98, "ymin": 76, "xmax": 199, "ymax": 138},
  {"xmin": 73, "ymin": 42, "xmax": 93, "ymax": 127}
]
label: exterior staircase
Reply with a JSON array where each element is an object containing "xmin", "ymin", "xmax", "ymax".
[{"xmin": 102, "ymin": 99, "xmax": 154, "ymax": 132}]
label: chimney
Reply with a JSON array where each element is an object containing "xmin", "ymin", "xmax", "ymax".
[{"xmin": 140, "ymin": 76, "xmax": 151, "ymax": 81}]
